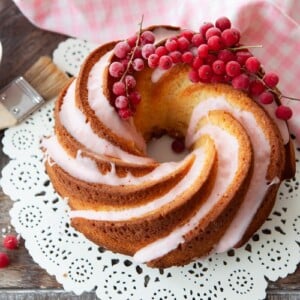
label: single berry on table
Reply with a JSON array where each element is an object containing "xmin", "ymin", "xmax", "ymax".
[
  {"xmin": 3, "ymin": 235, "xmax": 19, "ymax": 250},
  {"xmin": 0, "ymin": 252, "xmax": 9, "ymax": 268}
]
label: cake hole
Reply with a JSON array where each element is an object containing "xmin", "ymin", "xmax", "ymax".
[{"xmin": 147, "ymin": 135, "xmax": 188, "ymax": 162}]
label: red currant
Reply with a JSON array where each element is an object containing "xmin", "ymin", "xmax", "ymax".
[
  {"xmin": 218, "ymin": 49, "xmax": 236, "ymax": 63},
  {"xmin": 171, "ymin": 139, "xmax": 185, "ymax": 153},
  {"xmin": 3, "ymin": 235, "xmax": 19, "ymax": 250},
  {"xmin": 155, "ymin": 46, "xmax": 168, "ymax": 57},
  {"xmin": 231, "ymin": 74, "xmax": 250, "ymax": 90},
  {"xmin": 169, "ymin": 51, "xmax": 182, "ymax": 63},
  {"xmin": 129, "ymin": 91, "xmax": 141, "ymax": 105},
  {"xmin": 109, "ymin": 61, "xmax": 125, "ymax": 78},
  {"xmin": 133, "ymin": 47, "xmax": 142, "ymax": 58},
  {"xmin": 142, "ymin": 44, "xmax": 156, "ymax": 59},
  {"xmin": 215, "ymin": 17, "xmax": 231, "ymax": 31},
  {"xmin": 259, "ymin": 91, "xmax": 274, "ymax": 104},
  {"xmin": 188, "ymin": 69, "xmax": 200, "ymax": 83},
  {"xmin": 191, "ymin": 33, "xmax": 205, "ymax": 47},
  {"xmin": 112, "ymin": 81, "xmax": 126, "ymax": 96},
  {"xmin": 212, "ymin": 60, "xmax": 225, "ymax": 75},
  {"xmin": 125, "ymin": 75, "xmax": 136, "ymax": 89},
  {"xmin": 205, "ymin": 27, "xmax": 221, "ymax": 39},
  {"xmin": 165, "ymin": 39, "xmax": 178, "ymax": 52},
  {"xmin": 245, "ymin": 57, "xmax": 261, "ymax": 73},
  {"xmin": 197, "ymin": 44, "xmax": 209, "ymax": 58},
  {"xmin": 114, "ymin": 41, "xmax": 131, "ymax": 59},
  {"xmin": 0, "ymin": 252, "xmax": 9, "ymax": 268},
  {"xmin": 221, "ymin": 28, "xmax": 240, "ymax": 47},
  {"xmin": 192, "ymin": 56, "xmax": 203, "ymax": 69},
  {"xmin": 263, "ymin": 72, "xmax": 279, "ymax": 88},
  {"xmin": 199, "ymin": 22, "xmax": 214, "ymax": 37},
  {"xmin": 118, "ymin": 107, "xmax": 133, "ymax": 119},
  {"xmin": 198, "ymin": 65, "xmax": 213, "ymax": 82},
  {"xmin": 159, "ymin": 55, "xmax": 173, "ymax": 70},
  {"xmin": 132, "ymin": 58, "xmax": 145, "ymax": 71},
  {"xmin": 275, "ymin": 105, "xmax": 292, "ymax": 120},
  {"xmin": 249, "ymin": 80, "xmax": 265, "ymax": 96},
  {"xmin": 115, "ymin": 95, "xmax": 129, "ymax": 109},
  {"xmin": 181, "ymin": 30, "xmax": 194, "ymax": 41},
  {"xmin": 182, "ymin": 51, "xmax": 194, "ymax": 64},
  {"xmin": 127, "ymin": 35, "xmax": 137, "ymax": 47},
  {"xmin": 226, "ymin": 61, "xmax": 241, "ymax": 77},
  {"xmin": 211, "ymin": 74, "xmax": 225, "ymax": 83},
  {"xmin": 148, "ymin": 53, "xmax": 160, "ymax": 68},
  {"xmin": 207, "ymin": 36, "xmax": 223, "ymax": 51},
  {"xmin": 236, "ymin": 51, "xmax": 252, "ymax": 65},
  {"xmin": 141, "ymin": 31, "xmax": 155, "ymax": 45},
  {"xmin": 177, "ymin": 36, "xmax": 190, "ymax": 51}
]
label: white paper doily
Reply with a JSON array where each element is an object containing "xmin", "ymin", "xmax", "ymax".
[{"xmin": 1, "ymin": 38, "xmax": 300, "ymax": 300}]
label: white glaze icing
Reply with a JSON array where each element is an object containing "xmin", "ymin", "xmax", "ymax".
[
  {"xmin": 42, "ymin": 135, "xmax": 196, "ymax": 186},
  {"xmin": 70, "ymin": 147, "xmax": 205, "ymax": 221},
  {"xmin": 59, "ymin": 79, "xmax": 153, "ymax": 165},
  {"xmin": 87, "ymin": 50, "xmax": 146, "ymax": 151},
  {"xmin": 185, "ymin": 96, "xmax": 274, "ymax": 253},
  {"xmin": 133, "ymin": 125, "xmax": 239, "ymax": 263}
]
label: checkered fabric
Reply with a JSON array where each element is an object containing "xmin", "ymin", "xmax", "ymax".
[{"xmin": 13, "ymin": 0, "xmax": 300, "ymax": 138}]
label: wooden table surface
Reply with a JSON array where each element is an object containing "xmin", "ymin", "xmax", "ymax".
[{"xmin": 0, "ymin": 0, "xmax": 299, "ymax": 299}]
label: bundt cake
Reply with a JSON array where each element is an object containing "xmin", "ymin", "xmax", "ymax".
[{"xmin": 43, "ymin": 17, "xmax": 295, "ymax": 268}]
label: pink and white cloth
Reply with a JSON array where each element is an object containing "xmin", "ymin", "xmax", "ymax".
[{"xmin": 13, "ymin": 0, "xmax": 300, "ymax": 139}]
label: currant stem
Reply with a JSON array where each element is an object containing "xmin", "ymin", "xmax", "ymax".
[
  {"xmin": 280, "ymin": 95, "xmax": 300, "ymax": 101},
  {"xmin": 120, "ymin": 15, "xmax": 144, "ymax": 85},
  {"xmin": 229, "ymin": 45, "xmax": 263, "ymax": 51}
]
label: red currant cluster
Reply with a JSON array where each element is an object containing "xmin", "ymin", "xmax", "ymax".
[
  {"xmin": 0, "ymin": 234, "xmax": 19, "ymax": 268},
  {"xmin": 108, "ymin": 17, "xmax": 293, "ymax": 121},
  {"xmin": 109, "ymin": 30, "xmax": 156, "ymax": 119}
]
